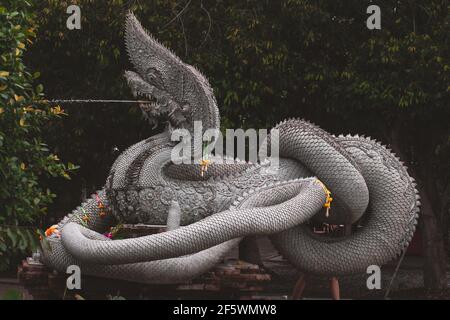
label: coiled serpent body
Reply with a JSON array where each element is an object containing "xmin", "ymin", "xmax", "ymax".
[{"xmin": 41, "ymin": 13, "xmax": 419, "ymax": 284}]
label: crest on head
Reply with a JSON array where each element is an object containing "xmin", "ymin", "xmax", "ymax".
[{"xmin": 124, "ymin": 12, "xmax": 220, "ymax": 135}]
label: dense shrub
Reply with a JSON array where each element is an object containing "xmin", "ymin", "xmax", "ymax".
[{"xmin": 0, "ymin": 0, "xmax": 76, "ymax": 270}]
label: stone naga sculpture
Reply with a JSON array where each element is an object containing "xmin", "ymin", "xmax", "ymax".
[{"xmin": 41, "ymin": 13, "xmax": 420, "ymax": 284}]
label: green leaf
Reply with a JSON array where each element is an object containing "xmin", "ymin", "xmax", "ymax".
[
  {"xmin": 1, "ymin": 289, "xmax": 23, "ymax": 300},
  {"xmin": 35, "ymin": 84, "xmax": 43, "ymax": 93},
  {"xmin": 6, "ymin": 228, "xmax": 18, "ymax": 248}
]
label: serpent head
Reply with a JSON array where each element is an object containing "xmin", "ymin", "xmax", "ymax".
[{"xmin": 124, "ymin": 12, "xmax": 219, "ymax": 134}]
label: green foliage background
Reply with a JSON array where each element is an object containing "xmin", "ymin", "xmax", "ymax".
[
  {"xmin": 1, "ymin": 0, "xmax": 449, "ymax": 270},
  {"xmin": 0, "ymin": 0, "xmax": 76, "ymax": 270}
]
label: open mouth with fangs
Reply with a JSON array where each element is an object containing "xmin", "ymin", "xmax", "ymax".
[
  {"xmin": 133, "ymin": 91, "xmax": 168, "ymax": 128},
  {"xmin": 125, "ymin": 71, "xmax": 188, "ymax": 129}
]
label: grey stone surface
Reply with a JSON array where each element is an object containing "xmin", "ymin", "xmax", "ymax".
[{"xmin": 41, "ymin": 13, "xmax": 419, "ymax": 285}]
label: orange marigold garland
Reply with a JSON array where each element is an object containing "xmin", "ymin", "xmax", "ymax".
[
  {"xmin": 44, "ymin": 224, "xmax": 60, "ymax": 238},
  {"xmin": 43, "ymin": 194, "xmax": 110, "ymax": 239},
  {"xmin": 96, "ymin": 193, "xmax": 108, "ymax": 218}
]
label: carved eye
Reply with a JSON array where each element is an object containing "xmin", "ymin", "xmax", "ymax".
[
  {"xmin": 145, "ymin": 68, "xmax": 165, "ymax": 90},
  {"xmin": 147, "ymin": 73, "xmax": 157, "ymax": 83},
  {"xmin": 158, "ymin": 96, "xmax": 168, "ymax": 106}
]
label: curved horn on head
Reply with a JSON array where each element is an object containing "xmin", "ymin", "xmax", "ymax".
[{"xmin": 125, "ymin": 12, "xmax": 182, "ymax": 76}]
